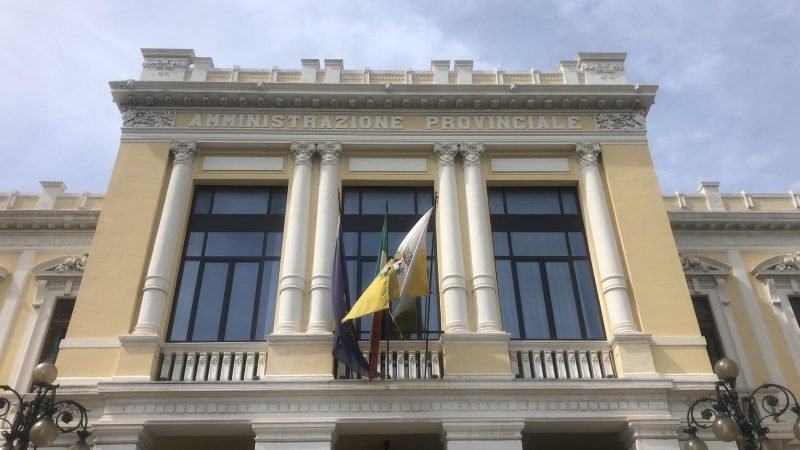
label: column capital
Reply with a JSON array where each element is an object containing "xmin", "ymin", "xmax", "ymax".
[
  {"xmin": 169, "ymin": 140, "xmax": 197, "ymax": 165},
  {"xmin": 433, "ymin": 143, "xmax": 459, "ymax": 167},
  {"xmin": 290, "ymin": 142, "xmax": 316, "ymax": 166},
  {"xmin": 460, "ymin": 143, "xmax": 485, "ymax": 166},
  {"xmin": 317, "ymin": 142, "xmax": 342, "ymax": 165},
  {"xmin": 575, "ymin": 142, "xmax": 601, "ymax": 168}
]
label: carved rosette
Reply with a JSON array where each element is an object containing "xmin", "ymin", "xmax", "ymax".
[
  {"xmin": 595, "ymin": 110, "xmax": 647, "ymax": 131},
  {"xmin": 317, "ymin": 142, "xmax": 342, "ymax": 165},
  {"xmin": 580, "ymin": 62, "xmax": 624, "ymax": 80},
  {"xmin": 575, "ymin": 143, "xmax": 601, "ymax": 168},
  {"xmin": 433, "ymin": 143, "xmax": 459, "ymax": 167},
  {"xmin": 289, "ymin": 142, "xmax": 315, "ymax": 166},
  {"xmin": 170, "ymin": 141, "xmax": 198, "ymax": 165},
  {"xmin": 142, "ymin": 59, "xmax": 189, "ymax": 76},
  {"xmin": 121, "ymin": 109, "xmax": 176, "ymax": 128},
  {"xmin": 460, "ymin": 143, "xmax": 485, "ymax": 167}
]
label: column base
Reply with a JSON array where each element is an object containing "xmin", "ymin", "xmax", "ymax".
[
  {"xmin": 252, "ymin": 421, "xmax": 336, "ymax": 450},
  {"xmin": 113, "ymin": 335, "xmax": 162, "ymax": 382},
  {"xmin": 442, "ymin": 419, "xmax": 524, "ymax": 450},
  {"xmin": 610, "ymin": 333, "xmax": 659, "ymax": 379},
  {"xmin": 264, "ymin": 334, "xmax": 334, "ymax": 381},
  {"xmin": 440, "ymin": 333, "xmax": 513, "ymax": 380}
]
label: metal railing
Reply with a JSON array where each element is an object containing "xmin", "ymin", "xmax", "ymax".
[{"xmin": 334, "ymin": 341, "xmax": 443, "ymax": 380}]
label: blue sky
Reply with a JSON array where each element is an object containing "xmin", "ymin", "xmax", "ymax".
[{"xmin": 1, "ymin": 0, "xmax": 798, "ymax": 194}]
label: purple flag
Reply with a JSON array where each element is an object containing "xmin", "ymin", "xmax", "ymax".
[{"xmin": 331, "ymin": 221, "xmax": 370, "ymax": 377}]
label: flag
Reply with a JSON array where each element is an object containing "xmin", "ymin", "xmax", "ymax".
[
  {"xmin": 331, "ymin": 220, "xmax": 370, "ymax": 377},
  {"xmin": 368, "ymin": 207, "xmax": 390, "ymax": 379},
  {"xmin": 391, "ymin": 207, "xmax": 434, "ymax": 331}
]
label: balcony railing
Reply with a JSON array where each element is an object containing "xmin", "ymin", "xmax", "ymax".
[
  {"xmin": 334, "ymin": 341, "xmax": 443, "ymax": 381},
  {"xmin": 158, "ymin": 342, "xmax": 266, "ymax": 382},
  {"xmin": 509, "ymin": 341, "xmax": 616, "ymax": 380}
]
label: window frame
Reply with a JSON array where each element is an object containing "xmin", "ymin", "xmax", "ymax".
[{"xmin": 691, "ymin": 294, "xmax": 727, "ymax": 366}]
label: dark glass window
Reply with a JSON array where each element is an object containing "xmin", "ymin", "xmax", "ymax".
[
  {"xmin": 789, "ymin": 296, "xmax": 800, "ymax": 329},
  {"xmin": 38, "ymin": 298, "xmax": 75, "ymax": 365},
  {"xmin": 692, "ymin": 295, "xmax": 726, "ymax": 365},
  {"xmin": 490, "ymin": 187, "xmax": 604, "ymax": 340},
  {"xmin": 342, "ymin": 187, "xmax": 438, "ymax": 340},
  {"xmin": 168, "ymin": 186, "xmax": 285, "ymax": 342}
]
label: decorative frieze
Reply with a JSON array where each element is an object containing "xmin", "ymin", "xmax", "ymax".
[
  {"xmin": 0, "ymin": 232, "xmax": 94, "ymax": 249},
  {"xmin": 594, "ymin": 110, "xmax": 646, "ymax": 131},
  {"xmin": 770, "ymin": 251, "xmax": 800, "ymax": 271},
  {"xmin": 679, "ymin": 254, "xmax": 717, "ymax": 273},
  {"xmin": 580, "ymin": 62, "xmax": 625, "ymax": 80},
  {"xmin": 53, "ymin": 252, "xmax": 89, "ymax": 273},
  {"xmin": 121, "ymin": 109, "xmax": 176, "ymax": 128},
  {"xmin": 142, "ymin": 59, "xmax": 189, "ymax": 77}
]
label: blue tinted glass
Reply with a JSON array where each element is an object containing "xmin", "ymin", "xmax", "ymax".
[
  {"xmin": 359, "ymin": 232, "xmax": 380, "ymax": 257},
  {"xmin": 488, "ymin": 189, "xmax": 504, "ymax": 214},
  {"xmin": 417, "ymin": 191, "xmax": 433, "ymax": 213},
  {"xmin": 343, "ymin": 233, "xmax": 359, "ymax": 257},
  {"xmin": 265, "ymin": 232, "xmax": 283, "ymax": 257},
  {"xmin": 423, "ymin": 262, "xmax": 440, "ymax": 333},
  {"xmin": 388, "ymin": 232, "xmax": 405, "ymax": 255},
  {"xmin": 193, "ymin": 190, "xmax": 212, "ymax": 214},
  {"xmin": 192, "ymin": 263, "xmax": 229, "ymax": 341},
  {"xmin": 224, "ymin": 263, "xmax": 259, "ymax": 341},
  {"xmin": 169, "ymin": 261, "xmax": 200, "ymax": 341},
  {"xmin": 361, "ymin": 262, "xmax": 376, "ymax": 290},
  {"xmin": 516, "ymin": 262, "xmax": 550, "ymax": 339},
  {"xmin": 561, "ymin": 191, "xmax": 578, "ymax": 214},
  {"xmin": 205, "ymin": 232, "xmax": 264, "ymax": 257},
  {"xmin": 510, "ymin": 232, "xmax": 568, "ymax": 256},
  {"xmin": 343, "ymin": 191, "xmax": 359, "ymax": 214},
  {"xmin": 185, "ymin": 232, "xmax": 205, "ymax": 257},
  {"xmin": 345, "ymin": 260, "xmax": 358, "ymax": 304},
  {"xmin": 568, "ymin": 232, "xmax": 587, "ymax": 257},
  {"xmin": 212, "ymin": 190, "xmax": 268, "ymax": 214},
  {"xmin": 546, "ymin": 262, "xmax": 582, "ymax": 339},
  {"xmin": 255, "ymin": 261, "xmax": 280, "ymax": 338},
  {"xmin": 492, "ymin": 232, "xmax": 510, "ymax": 257},
  {"xmin": 426, "ymin": 232, "xmax": 434, "ymax": 254},
  {"xmin": 495, "ymin": 260, "xmax": 519, "ymax": 339},
  {"xmin": 505, "ymin": 190, "xmax": 561, "ymax": 214},
  {"xmin": 362, "ymin": 190, "xmax": 415, "ymax": 214},
  {"xmin": 574, "ymin": 261, "xmax": 604, "ymax": 339},
  {"xmin": 269, "ymin": 190, "xmax": 286, "ymax": 214}
]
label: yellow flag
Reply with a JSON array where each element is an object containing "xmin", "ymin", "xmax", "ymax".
[{"xmin": 342, "ymin": 261, "xmax": 400, "ymax": 322}]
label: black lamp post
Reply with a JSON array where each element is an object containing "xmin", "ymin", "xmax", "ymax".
[
  {"xmin": 684, "ymin": 358, "xmax": 800, "ymax": 450},
  {"xmin": 0, "ymin": 362, "xmax": 91, "ymax": 450}
]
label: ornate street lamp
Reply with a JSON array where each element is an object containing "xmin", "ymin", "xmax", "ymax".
[
  {"xmin": 684, "ymin": 358, "xmax": 800, "ymax": 450},
  {"xmin": 1, "ymin": 363, "xmax": 91, "ymax": 449}
]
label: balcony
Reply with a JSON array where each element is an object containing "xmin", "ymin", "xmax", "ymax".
[
  {"xmin": 158, "ymin": 342, "xmax": 266, "ymax": 382},
  {"xmin": 334, "ymin": 340, "xmax": 443, "ymax": 381},
  {"xmin": 509, "ymin": 341, "xmax": 616, "ymax": 380}
]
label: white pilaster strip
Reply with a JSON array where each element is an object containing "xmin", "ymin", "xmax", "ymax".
[
  {"xmin": 131, "ymin": 141, "xmax": 197, "ymax": 337},
  {"xmin": 307, "ymin": 142, "xmax": 342, "ymax": 334},
  {"xmin": 0, "ymin": 249, "xmax": 36, "ymax": 360},
  {"xmin": 575, "ymin": 143, "xmax": 638, "ymax": 335},
  {"xmin": 434, "ymin": 143, "xmax": 469, "ymax": 333},
  {"xmin": 273, "ymin": 142, "xmax": 315, "ymax": 334}
]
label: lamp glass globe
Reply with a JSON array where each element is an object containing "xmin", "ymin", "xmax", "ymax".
[
  {"xmin": 711, "ymin": 415, "xmax": 741, "ymax": 442},
  {"xmin": 712, "ymin": 358, "xmax": 740, "ymax": 382},
  {"xmin": 684, "ymin": 436, "xmax": 708, "ymax": 450},
  {"xmin": 29, "ymin": 417, "xmax": 60, "ymax": 445},
  {"xmin": 31, "ymin": 362, "xmax": 58, "ymax": 386}
]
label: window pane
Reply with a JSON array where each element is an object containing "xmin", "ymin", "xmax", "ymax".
[
  {"xmin": 561, "ymin": 191, "xmax": 578, "ymax": 214},
  {"xmin": 417, "ymin": 191, "xmax": 433, "ymax": 213},
  {"xmin": 692, "ymin": 296, "xmax": 726, "ymax": 365},
  {"xmin": 488, "ymin": 189, "xmax": 504, "ymax": 214},
  {"xmin": 492, "ymin": 232, "xmax": 510, "ymax": 257},
  {"xmin": 186, "ymin": 232, "xmax": 205, "ymax": 257},
  {"xmin": 255, "ymin": 261, "xmax": 280, "ymax": 338},
  {"xmin": 212, "ymin": 190, "xmax": 269, "ymax": 214},
  {"xmin": 269, "ymin": 190, "xmax": 286, "ymax": 214},
  {"xmin": 496, "ymin": 260, "xmax": 520, "ymax": 339},
  {"xmin": 345, "ymin": 260, "xmax": 358, "ymax": 306},
  {"xmin": 193, "ymin": 190, "xmax": 212, "ymax": 214},
  {"xmin": 574, "ymin": 261, "xmax": 604, "ymax": 339},
  {"xmin": 362, "ymin": 189, "xmax": 415, "ymax": 214},
  {"xmin": 343, "ymin": 233, "xmax": 358, "ymax": 258},
  {"xmin": 388, "ymin": 232, "xmax": 405, "ymax": 255},
  {"xmin": 192, "ymin": 263, "xmax": 229, "ymax": 341},
  {"xmin": 224, "ymin": 263, "xmax": 259, "ymax": 341},
  {"xmin": 423, "ymin": 262, "xmax": 440, "ymax": 334},
  {"xmin": 359, "ymin": 232, "xmax": 380, "ymax": 257},
  {"xmin": 516, "ymin": 262, "xmax": 550, "ymax": 339},
  {"xmin": 510, "ymin": 232, "xmax": 568, "ymax": 256},
  {"xmin": 546, "ymin": 262, "xmax": 582, "ymax": 339},
  {"xmin": 343, "ymin": 191, "xmax": 359, "ymax": 214},
  {"xmin": 205, "ymin": 232, "xmax": 264, "ymax": 257},
  {"xmin": 265, "ymin": 232, "xmax": 282, "ymax": 257},
  {"xmin": 169, "ymin": 261, "xmax": 200, "ymax": 341},
  {"xmin": 37, "ymin": 299, "xmax": 75, "ymax": 365},
  {"xmin": 506, "ymin": 190, "xmax": 560, "ymax": 214},
  {"xmin": 568, "ymin": 232, "xmax": 587, "ymax": 257}
]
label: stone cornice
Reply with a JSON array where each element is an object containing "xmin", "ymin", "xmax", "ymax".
[
  {"xmin": 0, "ymin": 210, "xmax": 100, "ymax": 230},
  {"xmin": 668, "ymin": 211, "xmax": 800, "ymax": 231}
]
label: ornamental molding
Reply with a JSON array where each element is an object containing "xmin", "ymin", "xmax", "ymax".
[
  {"xmin": 459, "ymin": 143, "xmax": 485, "ymax": 167},
  {"xmin": 433, "ymin": 143, "xmax": 459, "ymax": 167},
  {"xmin": 574, "ymin": 142, "xmax": 601, "ymax": 168},
  {"xmin": 121, "ymin": 109, "xmax": 176, "ymax": 128},
  {"xmin": 316, "ymin": 142, "xmax": 342, "ymax": 165},
  {"xmin": 0, "ymin": 210, "xmax": 100, "ymax": 232},
  {"xmin": 142, "ymin": 59, "xmax": 189, "ymax": 76},
  {"xmin": 595, "ymin": 110, "xmax": 646, "ymax": 131},
  {"xmin": 753, "ymin": 251, "xmax": 800, "ymax": 278},
  {"xmin": 769, "ymin": 251, "xmax": 800, "ymax": 271},
  {"xmin": 0, "ymin": 231, "xmax": 94, "ymax": 250},
  {"xmin": 674, "ymin": 231, "xmax": 800, "ymax": 249},
  {"xmin": 52, "ymin": 252, "xmax": 89, "ymax": 273},
  {"xmin": 580, "ymin": 62, "xmax": 625, "ymax": 80},
  {"xmin": 169, "ymin": 141, "xmax": 198, "ymax": 164},
  {"xmin": 679, "ymin": 254, "xmax": 730, "ymax": 276},
  {"xmin": 289, "ymin": 142, "xmax": 315, "ymax": 165}
]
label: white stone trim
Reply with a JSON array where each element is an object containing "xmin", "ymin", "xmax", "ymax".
[
  {"xmin": 488, "ymin": 157, "xmax": 569, "ymax": 172},
  {"xmin": 0, "ymin": 250, "xmax": 36, "ymax": 362},
  {"xmin": 201, "ymin": 155, "xmax": 284, "ymax": 171},
  {"xmin": 347, "ymin": 156, "xmax": 428, "ymax": 172},
  {"xmin": 674, "ymin": 231, "xmax": 800, "ymax": 249},
  {"xmin": 761, "ymin": 277, "xmax": 800, "ymax": 377},
  {"xmin": 650, "ymin": 336, "xmax": 708, "ymax": 346},
  {"xmin": 59, "ymin": 338, "xmax": 122, "ymax": 349},
  {"xmin": 0, "ymin": 231, "xmax": 94, "ymax": 250}
]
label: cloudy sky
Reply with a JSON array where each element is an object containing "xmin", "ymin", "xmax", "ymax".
[{"xmin": 1, "ymin": 1, "xmax": 798, "ymax": 194}]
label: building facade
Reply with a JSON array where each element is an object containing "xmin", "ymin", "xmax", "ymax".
[{"xmin": 0, "ymin": 49, "xmax": 799, "ymax": 449}]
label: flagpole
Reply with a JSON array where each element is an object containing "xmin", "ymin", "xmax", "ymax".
[{"xmin": 424, "ymin": 193, "xmax": 438, "ymax": 379}]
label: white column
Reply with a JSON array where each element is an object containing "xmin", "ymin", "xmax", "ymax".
[
  {"xmin": 575, "ymin": 143, "xmax": 638, "ymax": 335},
  {"xmin": 307, "ymin": 142, "xmax": 342, "ymax": 334},
  {"xmin": 0, "ymin": 249, "xmax": 36, "ymax": 360},
  {"xmin": 460, "ymin": 144, "xmax": 501, "ymax": 333},
  {"xmin": 434, "ymin": 143, "xmax": 470, "ymax": 333},
  {"xmin": 622, "ymin": 419, "xmax": 681, "ymax": 450},
  {"xmin": 131, "ymin": 141, "xmax": 197, "ymax": 336},
  {"xmin": 91, "ymin": 423, "xmax": 152, "ymax": 450},
  {"xmin": 442, "ymin": 420, "xmax": 524, "ymax": 450},
  {"xmin": 252, "ymin": 421, "xmax": 335, "ymax": 450},
  {"xmin": 273, "ymin": 142, "xmax": 315, "ymax": 334}
]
